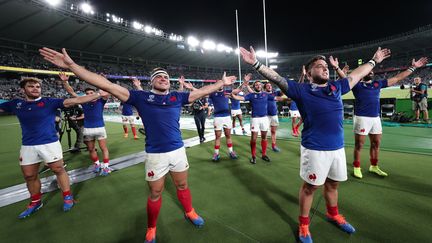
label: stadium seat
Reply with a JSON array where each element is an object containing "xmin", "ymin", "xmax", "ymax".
[
  {"xmin": 381, "ymin": 104, "xmax": 395, "ymax": 118},
  {"xmin": 343, "ymin": 104, "xmax": 354, "ymax": 119}
]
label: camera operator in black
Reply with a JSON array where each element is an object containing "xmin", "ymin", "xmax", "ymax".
[
  {"xmin": 192, "ymin": 97, "xmax": 209, "ymax": 143},
  {"xmin": 63, "ymin": 105, "xmax": 85, "ymax": 152}
]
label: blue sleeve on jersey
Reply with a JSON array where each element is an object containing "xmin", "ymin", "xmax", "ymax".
[
  {"xmin": 179, "ymin": 92, "xmax": 190, "ymax": 105},
  {"xmin": 339, "ymin": 78, "xmax": 351, "ymax": 95},
  {"xmin": 380, "ymin": 79, "xmax": 388, "ymax": 88},
  {"xmin": 286, "ymin": 80, "xmax": 301, "ymax": 100},
  {"xmin": 126, "ymin": 90, "xmax": 140, "ymax": 106},
  {"xmin": 244, "ymin": 93, "xmax": 252, "ymax": 101},
  {"xmin": 268, "ymin": 94, "xmax": 275, "ymax": 101},
  {"xmin": 276, "ymin": 90, "xmax": 282, "ymax": 96},
  {"xmin": 52, "ymin": 98, "xmax": 65, "ymax": 109}
]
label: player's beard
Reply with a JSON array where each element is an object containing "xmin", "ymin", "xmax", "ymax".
[
  {"xmin": 313, "ymin": 77, "xmax": 327, "ymax": 85},
  {"xmin": 363, "ymin": 75, "xmax": 372, "ymax": 81},
  {"xmin": 253, "ymin": 87, "xmax": 261, "ymax": 92}
]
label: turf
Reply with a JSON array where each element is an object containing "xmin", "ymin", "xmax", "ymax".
[
  {"xmin": 0, "ymin": 116, "xmax": 197, "ymax": 188},
  {"xmin": 0, "ymin": 115, "xmax": 431, "ymax": 242}
]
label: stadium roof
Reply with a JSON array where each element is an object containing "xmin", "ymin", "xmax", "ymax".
[{"xmin": 1, "ymin": 0, "xmax": 431, "ymax": 70}]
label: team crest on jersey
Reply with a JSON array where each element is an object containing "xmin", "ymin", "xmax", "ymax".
[
  {"xmin": 147, "ymin": 95, "xmax": 155, "ymax": 102},
  {"xmin": 147, "ymin": 170, "xmax": 155, "ymax": 178},
  {"xmin": 373, "ymin": 82, "xmax": 379, "ymax": 88},
  {"xmin": 37, "ymin": 102, "xmax": 45, "ymax": 107},
  {"xmin": 16, "ymin": 102, "xmax": 22, "ymax": 109},
  {"xmin": 169, "ymin": 96, "xmax": 177, "ymax": 102}
]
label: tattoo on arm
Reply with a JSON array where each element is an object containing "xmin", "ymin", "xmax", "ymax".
[{"xmin": 257, "ymin": 66, "xmax": 288, "ymax": 91}]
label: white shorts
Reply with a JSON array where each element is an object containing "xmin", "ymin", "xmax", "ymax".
[
  {"xmin": 145, "ymin": 147, "xmax": 189, "ymax": 181},
  {"xmin": 353, "ymin": 116, "xmax": 382, "ymax": 135},
  {"xmin": 122, "ymin": 115, "xmax": 135, "ymax": 125},
  {"xmin": 231, "ymin": 109, "xmax": 242, "ymax": 117},
  {"xmin": 213, "ymin": 116, "xmax": 232, "ymax": 131},
  {"xmin": 20, "ymin": 141, "xmax": 63, "ymax": 165},
  {"xmin": 250, "ymin": 116, "xmax": 269, "ymax": 132},
  {"xmin": 268, "ymin": 115, "xmax": 279, "ymax": 127},
  {"xmin": 83, "ymin": 127, "xmax": 108, "ymax": 141},
  {"xmin": 300, "ymin": 146, "xmax": 347, "ymax": 186},
  {"xmin": 290, "ymin": 110, "xmax": 301, "ymax": 118}
]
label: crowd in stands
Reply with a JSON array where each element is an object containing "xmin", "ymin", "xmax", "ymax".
[{"xmin": 1, "ymin": 50, "xmax": 431, "ymax": 101}]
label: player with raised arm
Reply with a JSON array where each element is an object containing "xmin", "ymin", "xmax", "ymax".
[
  {"xmin": 40, "ymin": 47, "xmax": 236, "ymax": 243},
  {"xmin": 329, "ymin": 55, "xmax": 428, "ymax": 179},
  {"xmin": 240, "ymin": 45, "xmax": 391, "ymax": 242},
  {"xmin": 0, "ymin": 77, "xmax": 103, "ymax": 218},
  {"xmin": 60, "ymin": 74, "xmax": 113, "ymax": 176}
]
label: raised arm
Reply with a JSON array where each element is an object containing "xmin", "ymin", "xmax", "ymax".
[
  {"xmin": 347, "ymin": 47, "xmax": 391, "ymax": 89},
  {"xmin": 329, "ymin": 56, "xmax": 347, "ymax": 79},
  {"xmin": 59, "ymin": 72, "xmax": 78, "ymax": 97},
  {"xmin": 188, "ymin": 72, "xmax": 235, "ymax": 103},
  {"xmin": 240, "ymin": 46, "xmax": 288, "ymax": 92},
  {"xmin": 40, "ymin": 48, "xmax": 130, "ymax": 102},
  {"xmin": 63, "ymin": 93, "xmax": 100, "ymax": 108},
  {"xmin": 230, "ymin": 93, "xmax": 245, "ymax": 101},
  {"xmin": 387, "ymin": 57, "xmax": 428, "ymax": 86},
  {"xmin": 299, "ymin": 65, "xmax": 306, "ymax": 83},
  {"xmin": 132, "ymin": 78, "xmax": 143, "ymax": 91},
  {"xmin": 240, "ymin": 73, "xmax": 254, "ymax": 93}
]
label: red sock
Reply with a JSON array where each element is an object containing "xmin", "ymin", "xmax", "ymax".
[
  {"xmin": 272, "ymin": 142, "xmax": 276, "ymax": 149},
  {"xmin": 261, "ymin": 140, "xmax": 268, "ymax": 156},
  {"xmin": 62, "ymin": 190, "xmax": 71, "ymax": 197},
  {"xmin": 326, "ymin": 204, "xmax": 339, "ymax": 216},
  {"xmin": 370, "ymin": 158, "xmax": 378, "ymax": 166},
  {"xmin": 176, "ymin": 188, "xmax": 193, "ymax": 213},
  {"xmin": 299, "ymin": 216, "xmax": 310, "ymax": 225},
  {"xmin": 250, "ymin": 141, "xmax": 256, "ymax": 157},
  {"xmin": 227, "ymin": 143, "xmax": 233, "ymax": 148},
  {"xmin": 131, "ymin": 127, "xmax": 137, "ymax": 136},
  {"xmin": 30, "ymin": 192, "xmax": 42, "ymax": 206},
  {"xmin": 147, "ymin": 197, "xmax": 162, "ymax": 228},
  {"xmin": 123, "ymin": 126, "xmax": 128, "ymax": 134},
  {"xmin": 353, "ymin": 160, "xmax": 360, "ymax": 168},
  {"xmin": 103, "ymin": 158, "xmax": 109, "ymax": 164},
  {"xmin": 91, "ymin": 156, "xmax": 99, "ymax": 163}
]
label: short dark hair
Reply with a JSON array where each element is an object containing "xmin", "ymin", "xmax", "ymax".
[
  {"xmin": 305, "ymin": 55, "xmax": 326, "ymax": 72},
  {"xmin": 84, "ymin": 88, "xmax": 96, "ymax": 93},
  {"xmin": 19, "ymin": 77, "xmax": 42, "ymax": 88}
]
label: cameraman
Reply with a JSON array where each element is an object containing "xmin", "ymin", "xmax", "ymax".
[
  {"xmin": 192, "ymin": 96, "xmax": 209, "ymax": 143},
  {"xmin": 411, "ymin": 77, "xmax": 429, "ymax": 123},
  {"xmin": 63, "ymin": 105, "xmax": 84, "ymax": 152}
]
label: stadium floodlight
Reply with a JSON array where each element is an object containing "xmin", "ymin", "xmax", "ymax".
[
  {"xmin": 80, "ymin": 2, "xmax": 94, "ymax": 14},
  {"xmin": 202, "ymin": 40, "xmax": 216, "ymax": 50},
  {"xmin": 234, "ymin": 48, "xmax": 240, "ymax": 54},
  {"xmin": 255, "ymin": 50, "xmax": 278, "ymax": 58},
  {"xmin": 216, "ymin": 44, "xmax": 225, "ymax": 52},
  {"xmin": 112, "ymin": 15, "xmax": 122, "ymax": 24},
  {"xmin": 144, "ymin": 25, "xmax": 152, "ymax": 33},
  {"xmin": 269, "ymin": 65, "xmax": 278, "ymax": 69},
  {"xmin": 45, "ymin": 0, "xmax": 61, "ymax": 6},
  {"xmin": 106, "ymin": 13, "xmax": 110, "ymax": 17},
  {"xmin": 132, "ymin": 21, "xmax": 143, "ymax": 30},
  {"xmin": 225, "ymin": 47, "xmax": 233, "ymax": 53},
  {"xmin": 187, "ymin": 36, "xmax": 200, "ymax": 47}
]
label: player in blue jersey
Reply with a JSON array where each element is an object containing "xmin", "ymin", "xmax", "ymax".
[
  {"xmin": 231, "ymin": 80, "xmax": 275, "ymax": 164},
  {"xmin": 240, "ymin": 45, "xmax": 391, "ymax": 242},
  {"xmin": 120, "ymin": 102, "xmax": 139, "ymax": 139},
  {"xmin": 61, "ymin": 77, "xmax": 112, "ymax": 176},
  {"xmin": 330, "ymin": 56, "xmax": 428, "ymax": 179},
  {"xmin": 40, "ymin": 47, "xmax": 236, "ymax": 243},
  {"xmin": 208, "ymin": 86, "xmax": 239, "ymax": 161},
  {"xmin": 231, "ymin": 73, "xmax": 252, "ymax": 136},
  {"xmin": 264, "ymin": 82, "xmax": 286, "ymax": 152},
  {"xmin": 0, "ymin": 77, "xmax": 103, "ymax": 218}
]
